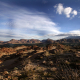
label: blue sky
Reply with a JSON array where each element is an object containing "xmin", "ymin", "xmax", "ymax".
[{"xmin": 0, "ymin": 0, "xmax": 80, "ymax": 41}]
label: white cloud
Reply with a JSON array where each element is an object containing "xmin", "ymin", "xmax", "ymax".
[
  {"xmin": 41, "ymin": 29, "xmax": 80, "ymax": 40},
  {"xmin": 0, "ymin": 2, "xmax": 79, "ymax": 41},
  {"xmin": 70, "ymin": 30, "xmax": 80, "ymax": 35},
  {"xmin": 71, "ymin": 10, "xmax": 77, "ymax": 18},
  {"xmin": 54, "ymin": 3, "xmax": 77, "ymax": 18},
  {"xmin": 55, "ymin": 30, "xmax": 80, "ymax": 36},
  {"xmin": 64, "ymin": 7, "xmax": 72, "ymax": 18},
  {"xmin": 56, "ymin": 3, "xmax": 64, "ymax": 14},
  {"xmin": 0, "ymin": 2, "xmax": 61, "ymax": 41}
]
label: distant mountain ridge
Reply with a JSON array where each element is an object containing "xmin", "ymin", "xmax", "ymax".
[
  {"xmin": 56, "ymin": 39, "xmax": 80, "ymax": 43},
  {"xmin": 0, "ymin": 38, "xmax": 55, "ymax": 44},
  {"xmin": 0, "ymin": 39, "xmax": 41, "ymax": 44},
  {"xmin": 0, "ymin": 36, "xmax": 80, "ymax": 45},
  {"xmin": 64, "ymin": 36, "xmax": 80, "ymax": 39},
  {"xmin": 55, "ymin": 36, "xmax": 80, "ymax": 43}
]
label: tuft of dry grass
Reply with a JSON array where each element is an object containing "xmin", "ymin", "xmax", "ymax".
[
  {"xmin": 44, "ymin": 50, "xmax": 50, "ymax": 57},
  {"xmin": 54, "ymin": 63, "xmax": 80, "ymax": 80}
]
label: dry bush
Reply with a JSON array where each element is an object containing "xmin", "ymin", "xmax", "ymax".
[
  {"xmin": 44, "ymin": 51, "xmax": 50, "ymax": 57},
  {"xmin": 54, "ymin": 63, "xmax": 80, "ymax": 80}
]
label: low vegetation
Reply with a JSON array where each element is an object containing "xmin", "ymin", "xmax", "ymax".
[{"xmin": 0, "ymin": 43, "xmax": 80, "ymax": 80}]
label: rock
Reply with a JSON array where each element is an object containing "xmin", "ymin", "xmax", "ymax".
[
  {"xmin": 50, "ymin": 67, "xmax": 57, "ymax": 71},
  {"xmin": 8, "ymin": 75, "xmax": 11, "ymax": 79},
  {"xmin": 0, "ymin": 75, "xmax": 3, "ymax": 79},
  {"xmin": 43, "ymin": 60, "xmax": 46, "ymax": 64},
  {"xmin": 0, "ymin": 60, "xmax": 3, "ymax": 64},
  {"xmin": 3, "ymin": 71, "xmax": 9, "ymax": 75}
]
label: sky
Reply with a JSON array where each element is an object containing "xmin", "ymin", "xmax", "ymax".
[{"xmin": 0, "ymin": 0, "xmax": 80, "ymax": 41}]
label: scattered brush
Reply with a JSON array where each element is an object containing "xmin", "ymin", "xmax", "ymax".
[{"xmin": 54, "ymin": 62, "xmax": 80, "ymax": 80}]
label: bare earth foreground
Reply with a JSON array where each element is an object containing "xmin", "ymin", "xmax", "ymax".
[{"xmin": 0, "ymin": 43, "xmax": 80, "ymax": 80}]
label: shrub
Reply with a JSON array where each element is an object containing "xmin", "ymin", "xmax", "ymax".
[
  {"xmin": 44, "ymin": 51, "xmax": 50, "ymax": 57},
  {"xmin": 54, "ymin": 63, "xmax": 80, "ymax": 80}
]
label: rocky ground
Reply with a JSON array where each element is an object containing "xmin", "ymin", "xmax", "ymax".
[{"xmin": 0, "ymin": 44, "xmax": 80, "ymax": 80}]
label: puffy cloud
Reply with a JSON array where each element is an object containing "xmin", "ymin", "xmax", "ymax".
[
  {"xmin": 64, "ymin": 7, "xmax": 72, "ymax": 18},
  {"xmin": 54, "ymin": 3, "xmax": 77, "ymax": 18},
  {"xmin": 71, "ymin": 10, "xmax": 77, "ymax": 18},
  {"xmin": 55, "ymin": 3, "xmax": 64, "ymax": 14}
]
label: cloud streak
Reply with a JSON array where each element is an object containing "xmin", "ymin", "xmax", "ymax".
[
  {"xmin": 46, "ymin": 30, "xmax": 80, "ymax": 37},
  {"xmin": 0, "ymin": 1, "xmax": 61, "ymax": 40}
]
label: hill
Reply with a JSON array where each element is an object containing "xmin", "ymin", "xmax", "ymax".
[{"xmin": 0, "ymin": 39, "xmax": 41, "ymax": 45}]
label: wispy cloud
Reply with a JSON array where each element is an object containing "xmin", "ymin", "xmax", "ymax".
[
  {"xmin": 0, "ymin": 2, "xmax": 79, "ymax": 41},
  {"xmin": 54, "ymin": 3, "xmax": 77, "ymax": 18},
  {"xmin": 48, "ymin": 29, "xmax": 80, "ymax": 37},
  {"xmin": 41, "ymin": 29, "xmax": 80, "ymax": 40},
  {"xmin": 0, "ymin": 1, "xmax": 61, "ymax": 40}
]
